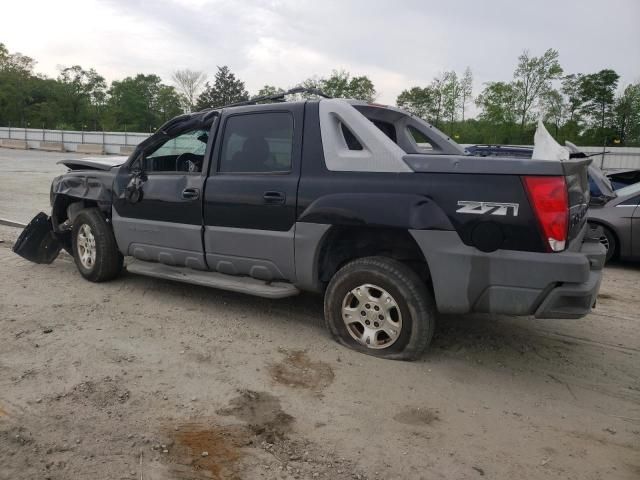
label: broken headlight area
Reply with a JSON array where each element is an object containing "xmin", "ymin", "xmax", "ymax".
[{"xmin": 13, "ymin": 212, "xmax": 63, "ymax": 264}]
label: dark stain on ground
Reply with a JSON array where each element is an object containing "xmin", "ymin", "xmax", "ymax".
[
  {"xmin": 169, "ymin": 423, "xmax": 251, "ymax": 480},
  {"xmin": 393, "ymin": 407, "xmax": 440, "ymax": 426},
  {"xmin": 166, "ymin": 390, "xmax": 297, "ymax": 479},
  {"xmin": 598, "ymin": 293, "xmax": 615, "ymax": 300},
  {"xmin": 217, "ymin": 390, "xmax": 294, "ymax": 442},
  {"xmin": 268, "ymin": 349, "xmax": 335, "ymax": 392}
]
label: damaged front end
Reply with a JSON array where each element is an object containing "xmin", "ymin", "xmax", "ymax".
[{"xmin": 12, "ymin": 212, "xmax": 62, "ymax": 264}]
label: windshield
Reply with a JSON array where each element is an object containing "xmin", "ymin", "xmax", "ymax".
[{"xmin": 615, "ymin": 181, "xmax": 640, "ymax": 198}]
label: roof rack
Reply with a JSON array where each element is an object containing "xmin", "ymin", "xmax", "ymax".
[{"xmin": 198, "ymin": 87, "xmax": 332, "ymax": 113}]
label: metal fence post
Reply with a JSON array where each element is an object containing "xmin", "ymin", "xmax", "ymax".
[{"xmin": 8, "ymin": 122, "xmax": 11, "ymax": 139}]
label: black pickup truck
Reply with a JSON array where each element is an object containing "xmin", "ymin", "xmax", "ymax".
[{"xmin": 14, "ymin": 89, "xmax": 605, "ymax": 360}]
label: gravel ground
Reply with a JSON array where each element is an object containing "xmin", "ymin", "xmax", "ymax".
[{"xmin": 0, "ymin": 147, "xmax": 639, "ymax": 480}]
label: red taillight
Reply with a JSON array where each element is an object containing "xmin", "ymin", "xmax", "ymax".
[{"xmin": 523, "ymin": 176, "xmax": 568, "ymax": 252}]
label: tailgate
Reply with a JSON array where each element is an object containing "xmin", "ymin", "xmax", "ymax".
[{"xmin": 562, "ymin": 158, "xmax": 591, "ymax": 244}]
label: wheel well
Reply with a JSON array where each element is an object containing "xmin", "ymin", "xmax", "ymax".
[
  {"xmin": 317, "ymin": 226, "xmax": 431, "ymax": 286},
  {"xmin": 52, "ymin": 195, "xmax": 100, "ymax": 230}
]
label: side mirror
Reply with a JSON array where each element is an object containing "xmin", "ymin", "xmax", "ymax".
[{"xmin": 125, "ymin": 154, "xmax": 147, "ymax": 204}]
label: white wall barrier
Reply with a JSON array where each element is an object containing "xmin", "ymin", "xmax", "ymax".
[{"xmin": 0, "ymin": 127, "xmax": 150, "ymax": 155}]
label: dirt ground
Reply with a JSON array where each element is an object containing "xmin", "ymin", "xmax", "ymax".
[{"xmin": 0, "ymin": 148, "xmax": 639, "ymax": 480}]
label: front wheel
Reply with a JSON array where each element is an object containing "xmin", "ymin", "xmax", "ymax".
[
  {"xmin": 72, "ymin": 209, "xmax": 123, "ymax": 282},
  {"xmin": 324, "ymin": 257, "xmax": 436, "ymax": 361}
]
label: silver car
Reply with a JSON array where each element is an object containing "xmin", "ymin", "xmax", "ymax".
[{"xmin": 588, "ymin": 181, "xmax": 640, "ymax": 262}]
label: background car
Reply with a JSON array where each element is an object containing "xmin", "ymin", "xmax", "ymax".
[
  {"xmin": 465, "ymin": 144, "xmax": 535, "ymax": 159},
  {"xmin": 605, "ymin": 168, "xmax": 640, "ymax": 189},
  {"xmin": 587, "ymin": 181, "xmax": 640, "ymax": 262}
]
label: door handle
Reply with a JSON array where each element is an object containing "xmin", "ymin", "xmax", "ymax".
[
  {"xmin": 263, "ymin": 191, "xmax": 286, "ymax": 205},
  {"xmin": 182, "ymin": 187, "xmax": 200, "ymax": 200}
]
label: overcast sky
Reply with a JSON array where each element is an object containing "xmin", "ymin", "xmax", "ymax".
[{"xmin": 2, "ymin": 0, "xmax": 639, "ymax": 105}]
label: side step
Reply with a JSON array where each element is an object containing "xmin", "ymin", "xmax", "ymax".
[{"xmin": 126, "ymin": 260, "xmax": 300, "ymax": 299}]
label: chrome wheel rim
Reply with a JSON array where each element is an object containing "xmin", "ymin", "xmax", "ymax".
[
  {"xmin": 341, "ymin": 284, "xmax": 402, "ymax": 349},
  {"xmin": 599, "ymin": 234, "xmax": 609, "ymax": 252},
  {"xmin": 77, "ymin": 224, "xmax": 96, "ymax": 270}
]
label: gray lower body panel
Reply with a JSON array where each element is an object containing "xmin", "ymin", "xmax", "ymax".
[
  {"xmin": 203, "ymin": 225, "xmax": 295, "ymax": 281},
  {"xmin": 126, "ymin": 259, "xmax": 299, "ymax": 299},
  {"xmin": 410, "ymin": 228, "xmax": 605, "ymax": 318},
  {"xmin": 112, "ymin": 210, "xmax": 206, "ymax": 270}
]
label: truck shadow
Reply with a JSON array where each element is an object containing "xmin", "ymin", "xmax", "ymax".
[
  {"xmin": 428, "ymin": 312, "xmax": 639, "ymax": 403},
  {"xmin": 120, "ymin": 270, "xmax": 635, "ymax": 378}
]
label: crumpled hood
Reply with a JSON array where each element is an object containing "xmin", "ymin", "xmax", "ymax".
[{"xmin": 57, "ymin": 156, "xmax": 128, "ymax": 171}]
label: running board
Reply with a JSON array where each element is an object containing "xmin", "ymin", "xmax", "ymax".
[{"xmin": 126, "ymin": 260, "xmax": 300, "ymax": 299}]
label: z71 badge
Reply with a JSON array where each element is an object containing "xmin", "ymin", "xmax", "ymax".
[{"xmin": 456, "ymin": 201, "xmax": 519, "ymax": 216}]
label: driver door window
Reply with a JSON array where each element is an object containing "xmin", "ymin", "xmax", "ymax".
[{"xmin": 145, "ymin": 129, "xmax": 208, "ymax": 173}]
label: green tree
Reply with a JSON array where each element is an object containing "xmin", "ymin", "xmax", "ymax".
[
  {"xmin": 428, "ymin": 76, "xmax": 445, "ymax": 128},
  {"xmin": 476, "ymin": 81, "xmax": 518, "ymax": 142},
  {"xmin": 561, "ymin": 73, "xmax": 583, "ymax": 123},
  {"xmin": 195, "ymin": 66, "xmax": 249, "ymax": 110},
  {"xmin": 156, "ymin": 85, "xmax": 184, "ymax": 123},
  {"xmin": 252, "ymin": 85, "xmax": 286, "ymax": 103},
  {"xmin": 256, "ymin": 85, "xmax": 285, "ymax": 97},
  {"xmin": 396, "ymin": 86, "xmax": 435, "ymax": 121},
  {"xmin": 441, "ymin": 71, "xmax": 461, "ymax": 126},
  {"xmin": 396, "ymin": 75, "xmax": 448, "ymax": 127},
  {"xmin": 299, "ymin": 70, "xmax": 376, "ymax": 101},
  {"xmin": 579, "ymin": 69, "xmax": 620, "ymax": 136},
  {"xmin": 613, "ymin": 82, "xmax": 640, "ymax": 145},
  {"xmin": 105, "ymin": 74, "xmax": 181, "ymax": 132},
  {"xmin": 57, "ymin": 65, "xmax": 107, "ymax": 129},
  {"xmin": 559, "ymin": 73, "xmax": 584, "ymax": 141},
  {"xmin": 340, "ymin": 73, "xmax": 376, "ymax": 102},
  {"xmin": 542, "ymin": 89, "xmax": 565, "ymax": 138},
  {"xmin": 0, "ymin": 43, "xmax": 36, "ymax": 126},
  {"xmin": 23, "ymin": 76, "xmax": 63, "ymax": 128},
  {"xmin": 512, "ymin": 49, "xmax": 563, "ymax": 134},
  {"xmin": 459, "ymin": 67, "xmax": 473, "ymax": 121}
]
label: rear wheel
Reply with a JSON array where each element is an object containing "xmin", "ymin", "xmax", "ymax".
[
  {"xmin": 324, "ymin": 256, "xmax": 436, "ymax": 361},
  {"xmin": 591, "ymin": 224, "xmax": 617, "ymax": 263},
  {"xmin": 72, "ymin": 209, "xmax": 123, "ymax": 282}
]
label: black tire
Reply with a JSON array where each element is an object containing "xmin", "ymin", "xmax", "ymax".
[
  {"xmin": 324, "ymin": 256, "xmax": 436, "ymax": 361},
  {"xmin": 601, "ymin": 227, "xmax": 617, "ymax": 263},
  {"xmin": 72, "ymin": 208, "xmax": 123, "ymax": 282},
  {"xmin": 589, "ymin": 222, "xmax": 617, "ymax": 263}
]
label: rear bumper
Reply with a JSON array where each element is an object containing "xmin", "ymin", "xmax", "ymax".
[{"xmin": 410, "ymin": 227, "xmax": 605, "ymax": 318}]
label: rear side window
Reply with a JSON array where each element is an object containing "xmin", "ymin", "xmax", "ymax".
[
  {"xmin": 407, "ymin": 126, "xmax": 433, "ymax": 150},
  {"xmin": 219, "ymin": 112, "xmax": 294, "ymax": 173},
  {"xmin": 340, "ymin": 123, "xmax": 363, "ymax": 150},
  {"xmin": 619, "ymin": 195, "xmax": 640, "ymax": 206}
]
